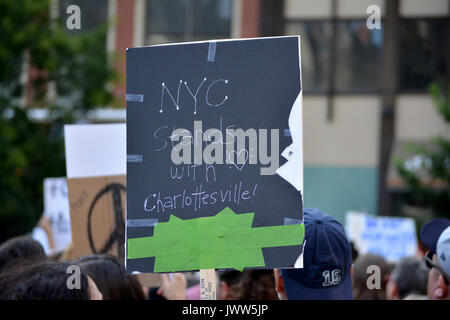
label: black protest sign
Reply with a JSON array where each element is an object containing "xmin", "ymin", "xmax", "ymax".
[{"xmin": 126, "ymin": 36, "xmax": 304, "ymax": 273}]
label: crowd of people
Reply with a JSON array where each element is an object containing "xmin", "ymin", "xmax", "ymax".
[{"xmin": 0, "ymin": 208, "xmax": 449, "ymax": 301}]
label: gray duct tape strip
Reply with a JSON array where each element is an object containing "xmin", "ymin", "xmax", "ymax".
[
  {"xmin": 284, "ymin": 218, "xmax": 302, "ymax": 226},
  {"xmin": 207, "ymin": 41, "xmax": 217, "ymax": 62},
  {"xmin": 127, "ymin": 219, "xmax": 158, "ymax": 228},
  {"xmin": 127, "ymin": 155, "xmax": 144, "ymax": 163},
  {"xmin": 284, "ymin": 129, "xmax": 291, "ymax": 137},
  {"xmin": 126, "ymin": 94, "xmax": 144, "ymax": 102}
]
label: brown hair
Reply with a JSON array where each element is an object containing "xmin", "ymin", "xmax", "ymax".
[
  {"xmin": 236, "ymin": 269, "xmax": 278, "ymax": 300},
  {"xmin": 0, "ymin": 236, "xmax": 47, "ymax": 272},
  {"xmin": 352, "ymin": 253, "xmax": 391, "ymax": 300},
  {"xmin": 75, "ymin": 254, "xmax": 145, "ymax": 300},
  {"xmin": 0, "ymin": 261, "xmax": 90, "ymax": 300}
]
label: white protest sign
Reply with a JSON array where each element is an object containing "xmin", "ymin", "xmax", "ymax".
[
  {"xmin": 32, "ymin": 177, "xmax": 72, "ymax": 253},
  {"xmin": 345, "ymin": 211, "xmax": 418, "ymax": 262},
  {"xmin": 64, "ymin": 123, "xmax": 126, "ymax": 179},
  {"xmin": 31, "ymin": 226, "xmax": 51, "ymax": 254},
  {"xmin": 44, "ymin": 177, "xmax": 72, "ymax": 252}
]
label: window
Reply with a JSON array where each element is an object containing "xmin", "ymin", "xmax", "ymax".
[
  {"xmin": 285, "ymin": 20, "xmax": 383, "ymax": 94},
  {"xmin": 56, "ymin": 0, "xmax": 109, "ymax": 109},
  {"xmin": 400, "ymin": 18, "xmax": 449, "ymax": 92},
  {"xmin": 335, "ymin": 20, "xmax": 383, "ymax": 93},
  {"xmin": 285, "ymin": 21, "xmax": 332, "ymax": 94},
  {"xmin": 145, "ymin": 0, "xmax": 232, "ymax": 45},
  {"xmin": 58, "ymin": 0, "xmax": 108, "ymax": 34}
]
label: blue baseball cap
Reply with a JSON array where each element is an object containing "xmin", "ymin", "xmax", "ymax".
[
  {"xmin": 280, "ymin": 208, "xmax": 353, "ymax": 300},
  {"xmin": 420, "ymin": 218, "xmax": 450, "ymax": 254}
]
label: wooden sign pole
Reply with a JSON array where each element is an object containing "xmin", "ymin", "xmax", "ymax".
[{"xmin": 200, "ymin": 269, "xmax": 217, "ymax": 300}]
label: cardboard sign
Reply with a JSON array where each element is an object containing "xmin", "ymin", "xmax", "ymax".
[
  {"xmin": 43, "ymin": 177, "xmax": 72, "ymax": 252},
  {"xmin": 345, "ymin": 211, "xmax": 418, "ymax": 262},
  {"xmin": 64, "ymin": 123, "xmax": 128, "ymax": 258},
  {"xmin": 126, "ymin": 36, "xmax": 305, "ymax": 273},
  {"xmin": 64, "ymin": 123, "xmax": 126, "ymax": 179},
  {"xmin": 67, "ymin": 175, "xmax": 126, "ymax": 259},
  {"xmin": 64, "ymin": 124, "xmax": 161, "ymax": 287}
]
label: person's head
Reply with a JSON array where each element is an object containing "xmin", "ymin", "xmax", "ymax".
[
  {"xmin": 236, "ymin": 270, "xmax": 278, "ymax": 300},
  {"xmin": 350, "ymin": 241, "xmax": 359, "ymax": 262},
  {"xmin": 352, "ymin": 253, "xmax": 390, "ymax": 300},
  {"xmin": 219, "ymin": 270, "xmax": 243, "ymax": 300},
  {"xmin": 386, "ymin": 256, "xmax": 428, "ymax": 300},
  {"xmin": 0, "ymin": 261, "xmax": 101, "ymax": 300},
  {"xmin": 0, "ymin": 236, "xmax": 47, "ymax": 272},
  {"xmin": 75, "ymin": 254, "xmax": 145, "ymax": 300},
  {"xmin": 274, "ymin": 208, "xmax": 353, "ymax": 300},
  {"xmin": 420, "ymin": 219, "xmax": 450, "ymax": 300}
]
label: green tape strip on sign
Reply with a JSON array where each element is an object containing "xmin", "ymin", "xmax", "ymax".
[{"xmin": 127, "ymin": 207, "xmax": 305, "ymax": 272}]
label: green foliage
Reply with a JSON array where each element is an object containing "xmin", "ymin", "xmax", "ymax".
[
  {"xmin": 0, "ymin": 0, "xmax": 116, "ymax": 242},
  {"xmin": 0, "ymin": 109, "xmax": 65, "ymax": 241},
  {"xmin": 429, "ymin": 82, "xmax": 450, "ymax": 123},
  {"xmin": 395, "ymin": 82, "xmax": 450, "ymax": 219}
]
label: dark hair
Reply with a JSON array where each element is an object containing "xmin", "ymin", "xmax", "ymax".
[
  {"xmin": 75, "ymin": 254, "xmax": 145, "ymax": 300},
  {"xmin": 218, "ymin": 270, "xmax": 243, "ymax": 300},
  {"xmin": 236, "ymin": 269, "xmax": 278, "ymax": 300},
  {"xmin": 390, "ymin": 256, "xmax": 428, "ymax": 299},
  {"xmin": 0, "ymin": 261, "xmax": 90, "ymax": 300},
  {"xmin": 0, "ymin": 236, "xmax": 47, "ymax": 272},
  {"xmin": 350, "ymin": 241, "xmax": 359, "ymax": 262},
  {"xmin": 352, "ymin": 254, "xmax": 390, "ymax": 300},
  {"xmin": 219, "ymin": 270, "xmax": 242, "ymax": 286}
]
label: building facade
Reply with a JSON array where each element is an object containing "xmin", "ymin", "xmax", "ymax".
[{"xmin": 53, "ymin": 0, "xmax": 449, "ymax": 222}]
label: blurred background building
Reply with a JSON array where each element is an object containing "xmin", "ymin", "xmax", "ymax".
[{"xmin": 3, "ymin": 0, "xmax": 449, "ymax": 236}]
